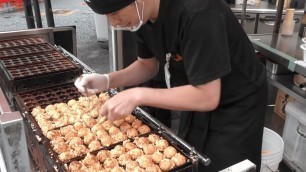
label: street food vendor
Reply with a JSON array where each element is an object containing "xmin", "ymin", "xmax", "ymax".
[{"xmin": 74, "ymin": 0, "xmax": 267, "ymax": 171}]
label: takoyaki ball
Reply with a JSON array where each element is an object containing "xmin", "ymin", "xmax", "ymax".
[
  {"xmin": 103, "ymin": 157, "xmax": 119, "ymax": 169},
  {"xmin": 68, "ymin": 137, "xmax": 84, "ymax": 148},
  {"xmin": 83, "ymin": 132, "xmax": 96, "ymax": 145},
  {"xmin": 110, "ymin": 145, "xmax": 126, "ymax": 158},
  {"xmin": 123, "ymin": 140, "xmax": 137, "ymax": 151},
  {"xmin": 98, "ymin": 92, "xmax": 110, "ymax": 102},
  {"xmin": 151, "ymin": 151, "xmax": 165, "ymax": 164},
  {"xmin": 75, "ymin": 108, "xmax": 85, "ymax": 116},
  {"xmin": 31, "ymin": 106, "xmax": 45, "ymax": 117},
  {"xmin": 155, "ymin": 139, "xmax": 169, "ymax": 151},
  {"xmin": 171, "ymin": 153, "xmax": 187, "ymax": 167},
  {"xmin": 125, "ymin": 114, "xmax": 136, "ymax": 124},
  {"xmin": 99, "ymin": 135, "xmax": 113, "ymax": 147},
  {"xmin": 46, "ymin": 130, "xmax": 61, "ymax": 140},
  {"xmin": 133, "ymin": 137, "xmax": 150, "ymax": 148},
  {"xmin": 111, "ymin": 132, "xmax": 127, "ymax": 143},
  {"xmin": 77, "ymin": 127, "xmax": 90, "ymax": 138},
  {"xmin": 110, "ymin": 166, "xmax": 125, "ymax": 172},
  {"xmin": 119, "ymin": 122, "xmax": 132, "ymax": 132},
  {"xmin": 48, "ymin": 110, "xmax": 60, "ymax": 120},
  {"xmin": 60, "ymin": 125, "xmax": 75, "ymax": 136},
  {"xmin": 159, "ymin": 159, "xmax": 175, "ymax": 172},
  {"xmin": 125, "ymin": 161, "xmax": 139, "ymax": 171},
  {"xmin": 163, "ymin": 146, "xmax": 177, "ymax": 159},
  {"xmin": 136, "ymin": 155, "xmax": 154, "ymax": 169},
  {"xmin": 73, "ymin": 145, "xmax": 88, "ymax": 156},
  {"xmin": 108, "ymin": 126, "xmax": 121, "ymax": 135},
  {"xmin": 58, "ymin": 151, "xmax": 75, "ymax": 162},
  {"xmin": 50, "ymin": 136, "xmax": 65, "ymax": 146},
  {"xmin": 143, "ymin": 144, "xmax": 156, "ymax": 155},
  {"xmin": 117, "ymin": 153, "xmax": 132, "ymax": 166},
  {"xmin": 87, "ymin": 162, "xmax": 103, "ymax": 171},
  {"xmin": 73, "ymin": 121, "xmax": 86, "ymax": 131},
  {"xmin": 145, "ymin": 164, "xmax": 162, "ymax": 172},
  {"xmin": 128, "ymin": 148, "xmax": 144, "ymax": 160},
  {"xmin": 68, "ymin": 115, "xmax": 80, "ymax": 124},
  {"xmin": 96, "ymin": 129, "xmax": 108, "ymax": 138},
  {"xmin": 148, "ymin": 134, "xmax": 160, "ymax": 144},
  {"xmin": 53, "ymin": 117, "xmax": 69, "ymax": 128},
  {"xmin": 88, "ymin": 108, "xmax": 99, "ymax": 118},
  {"xmin": 102, "ymin": 121, "xmax": 113, "ymax": 131},
  {"xmin": 45, "ymin": 104, "xmax": 56, "ymax": 113},
  {"xmin": 130, "ymin": 166, "xmax": 146, "ymax": 172},
  {"xmin": 68, "ymin": 161, "xmax": 82, "ymax": 171},
  {"xmin": 113, "ymin": 119, "xmax": 125, "ymax": 127},
  {"xmin": 63, "ymin": 129, "xmax": 78, "ymax": 140},
  {"xmin": 53, "ymin": 142, "xmax": 69, "ymax": 154},
  {"xmin": 67, "ymin": 99, "xmax": 77, "ymax": 107},
  {"xmin": 126, "ymin": 128, "xmax": 139, "ymax": 138},
  {"xmin": 88, "ymin": 140, "xmax": 102, "ymax": 151},
  {"xmin": 137, "ymin": 125, "xmax": 151, "ymax": 135},
  {"xmin": 97, "ymin": 115, "xmax": 107, "ymax": 124},
  {"xmin": 132, "ymin": 119, "xmax": 142, "ymax": 129},
  {"xmin": 91, "ymin": 123, "xmax": 104, "ymax": 133},
  {"xmin": 83, "ymin": 153, "xmax": 99, "ymax": 166},
  {"xmin": 84, "ymin": 117, "xmax": 97, "ymax": 128},
  {"xmin": 96, "ymin": 150, "xmax": 110, "ymax": 163}
]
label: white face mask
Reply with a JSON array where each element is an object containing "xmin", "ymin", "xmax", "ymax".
[{"xmin": 112, "ymin": 1, "xmax": 144, "ymax": 32}]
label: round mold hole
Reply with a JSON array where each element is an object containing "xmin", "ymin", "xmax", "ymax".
[
  {"xmin": 43, "ymin": 90, "xmax": 52, "ymax": 94},
  {"xmin": 33, "ymin": 92, "xmax": 42, "ymax": 96},
  {"xmin": 49, "ymin": 98, "xmax": 58, "ymax": 102},
  {"xmin": 20, "ymin": 94, "xmax": 31, "ymax": 98},
  {"xmin": 69, "ymin": 93, "xmax": 80, "ymax": 97},
  {"xmin": 35, "ymin": 96, "xmax": 45, "ymax": 100},
  {"xmin": 24, "ymin": 98, "xmax": 34, "ymax": 103},
  {"xmin": 65, "ymin": 89, "xmax": 74, "ymax": 93},
  {"xmin": 59, "ymin": 95, "xmax": 68, "ymax": 100},
  {"xmin": 56, "ymin": 92, "xmax": 65, "ymax": 95},
  {"xmin": 24, "ymin": 103, "xmax": 35, "ymax": 108},
  {"xmin": 46, "ymin": 94, "xmax": 55, "ymax": 98},
  {"xmin": 37, "ymin": 100, "xmax": 47, "ymax": 105}
]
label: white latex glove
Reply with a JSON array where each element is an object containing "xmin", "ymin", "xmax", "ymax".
[{"xmin": 74, "ymin": 73, "xmax": 109, "ymax": 96}]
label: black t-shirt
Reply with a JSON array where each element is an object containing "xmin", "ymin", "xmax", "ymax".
[
  {"xmin": 136, "ymin": 0, "xmax": 265, "ymax": 106},
  {"xmin": 136, "ymin": 0, "xmax": 267, "ymax": 170}
]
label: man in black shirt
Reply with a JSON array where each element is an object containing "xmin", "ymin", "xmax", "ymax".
[{"xmin": 75, "ymin": 0, "xmax": 267, "ymax": 171}]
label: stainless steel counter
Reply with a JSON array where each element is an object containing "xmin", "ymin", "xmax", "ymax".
[
  {"xmin": 230, "ymin": 1, "xmax": 303, "ymax": 14},
  {"xmin": 249, "ymin": 33, "xmax": 306, "ymax": 105}
]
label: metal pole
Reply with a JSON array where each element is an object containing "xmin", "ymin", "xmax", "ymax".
[
  {"xmin": 32, "ymin": 0, "xmax": 42, "ymax": 28},
  {"xmin": 22, "ymin": 0, "xmax": 35, "ymax": 29},
  {"xmin": 43, "ymin": 0, "xmax": 55, "ymax": 27},
  {"xmin": 241, "ymin": 0, "xmax": 248, "ymax": 28},
  {"xmin": 273, "ymin": 0, "xmax": 285, "ymax": 34}
]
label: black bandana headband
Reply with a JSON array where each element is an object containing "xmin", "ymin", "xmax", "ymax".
[{"xmin": 84, "ymin": 0, "xmax": 135, "ymax": 14}]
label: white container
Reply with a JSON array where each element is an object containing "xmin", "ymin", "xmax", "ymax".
[
  {"xmin": 261, "ymin": 127, "xmax": 284, "ymax": 172},
  {"xmin": 94, "ymin": 13, "xmax": 109, "ymax": 41},
  {"xmin": 283, "ymin": 101, "xmax": 306, "ymax": 171}
]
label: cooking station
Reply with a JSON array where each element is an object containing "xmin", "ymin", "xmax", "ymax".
[{"xmin": 0, "ymin": 28, "xmax": 214, "ymax": 172}]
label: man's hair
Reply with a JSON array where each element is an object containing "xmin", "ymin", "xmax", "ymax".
[{"xmin": 84, "ymin": 0, "xmax": 135, "ymax": 14}]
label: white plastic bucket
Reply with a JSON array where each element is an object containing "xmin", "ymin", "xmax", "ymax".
[{"xmin": 260, "ymin": 127, "xmax": 284, "ymax": 172}]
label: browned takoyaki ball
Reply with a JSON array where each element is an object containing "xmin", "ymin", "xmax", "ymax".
[
  {"xmin": 143, "ymin": 144, "xmax": 156, "ymax": 155},
  {"xmin": 91, "ymin": 123, "xmax": 104, "ymax": 133},
  {"xmin": 77, "ymin": 127, "xmax": 90, "ymax": 138},
  {"xmin": 31, "ymin": 106, "xmax": 45, "ymax": 116},
  {"xmin": 125, "ymin": 114, "xmax": 136, "ymax": 124},
  {"xmin": 110, "ymin": 166, "xmax": 125, "ymax": 172},
  {"xmin": 125, "ymin": 161, "xmax": 140, "ymax": 171},
  {"xmin": 68, "ymin": 161, "xmax": 82, "ymax": 171},
  {"xmin": 58, "ymin": 151, "xmax": 75, "ymax": 162},
  {"xmin": 50, "ymin": 136, "xmax": 65, "ymax": 146},
  {"xmin": 73, "ymin": 145, "xmax": 88, "ymax": 156},
  {"xmin": 145, "ymin": 164, "xmax": 162, "ymax": 172},
  {"xmin": 128, "ymin": 148, "xmax": 144, "ymax": 160},
  {"xmin": 111, "ymin": 132, "xmax": 127, "ymax": 143},
  {"xmin": 151, "ymin": 151, "xmax": 165, "ymax": 164},
  {"xmin": 53, "ymin": 142, "xmax": 69, "ymax": 154},
  {"xmin": 103, "ymin": 157, "xmax": 119, "ymax": 169},
  {"xmin": 96, "ymin": 150, "xmax": 110, "ymax": 163},
  {"xmin": 83, "ymin": 153, "xmax": 99, "ymax": 166},
  {"xmin": 102, "ymin": 121, "xmax": 113, "ymax": 131},
  {"xmin": 155, "ymin": 139, "xmax": 169, "ymax": 151},
  {"xmin": 159, "ymin": 159, "xmax": 175, "ymax": 172},
  {"xmin": 123, "ymin": 140, "xmax": 137, "ymax": 151},
  {"xmin": 73, "ymin": 121, "xmax": 86, "ymax": 131},
  {"xmin": 99, "ymin": 135, "xmax": 113, "ymax": 147},
  {"xmin": 87, "ymin": 162, "xmax": 103, "ymax": 171},
  {"xmin": 88, "ymin": 140, "xmax": 102, "ymax": 151},
  {"xmin": 132, "ymin": 119, "xmax": 142, "ymax": 129},
  {"xmin": 68, "ymin": 137, "xmax": 84, "ymax": 148},
  {"xmin": 83, "ymin": 133, "xmax": 96, "ymax": 145},
  {"xmin": 108, "ymin": 126, "xmax": 121, "ymax": 135},
  {"xmin": 171, "ymin": 153, "xmax": 187, "ymax": 167},
  {"xmin": 136, "ymin": 155, "xmax": 154, "ymax": 169},
  {"xmin": 110, "ymin": 145, "xmax": 126, "ymax": 158},
  {"xmin": 117, "ymin": 153, "xmax": 132, "ymax": 166},
  {"xmin": 148, "ymin": 134, "xmax": 161, "ymax": 144},
  {"xmin": 113, "ymin": 119, "xmax": 125, "ymax": 127},
  {"xmin": 137, "ymin": 125, "xmax": 151, "ymax": 135},
  {"xmin": 97, "ymin": 115, "xmax": 107, "ymax": 124},
  {"xmin": 46, "ymin": 130, "xmax": 61, "ymax": 140},
  {"xmin": 133, "ymin": 137, "xmax": 150, "ymax": 148},
  {"xmin": 119, "ymin": 122, "xmax": 132, "ymax": 132},
  {"xmin": 163, "ymin": 146, "xmax": 177, "ymax": 159},
  {"xmin": 96, "ymin": 129, "xmax": 108, "ymax": 138},
  {"xmin": 126, "ymin": 128, "xmax": 139, "ymax": 138}
]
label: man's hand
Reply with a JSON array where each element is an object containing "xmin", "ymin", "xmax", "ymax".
[{"xmin": 74, "ymin": 73, "xmax": 109, "ymax": 96}]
